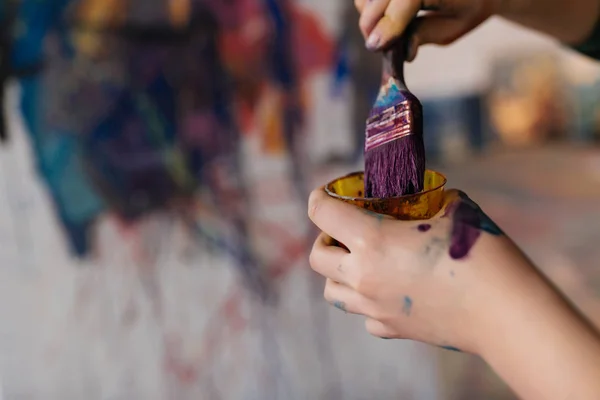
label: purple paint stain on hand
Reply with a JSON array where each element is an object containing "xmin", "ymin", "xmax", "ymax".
[
  {"xmin": 417, "ymin": 224, "xmax": 431, "ymax": 232},
  {"xmin": 446, "ymin": 192, "xmax": 503, "ymax": 260},
  {"xmin": 449, "ymin": 201, "xmax": 482, "ymax": 259}
]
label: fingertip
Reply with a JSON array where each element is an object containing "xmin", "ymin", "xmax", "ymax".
[
  {"xmin": 365, "ymin": 318, "xmax": 395, "ymax": 338},
  {"xmin": 366, "ymin": 14, "xmax": 412, "ymax": 52},
  {"xmin": 360, "ymin": 0, "xmax": 394, "ymax": 49},
  {"xmin": 366, "ymin": 31, "xmax": 383, "ymax": 51}
]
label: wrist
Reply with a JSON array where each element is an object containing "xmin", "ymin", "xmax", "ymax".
[
  {"xmin": 469, "ymin": 238, "xmax": 600, "ymax": 399},
  {"xmin": 476, "ymin": 267, "xmax": 561, "ymax": 360},
  {"xmin": 466, "ymin": 235, "xmax": 554, "ymax": 355}
]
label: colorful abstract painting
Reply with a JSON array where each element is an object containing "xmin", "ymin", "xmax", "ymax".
[{"xmin": 0, "ymin": 1, "xmax": 443, "ymax": 399}]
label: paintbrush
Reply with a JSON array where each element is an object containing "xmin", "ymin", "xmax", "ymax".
[{"xmin": 364, "ymin": 22, "xmax": 425, "ymax": 198}]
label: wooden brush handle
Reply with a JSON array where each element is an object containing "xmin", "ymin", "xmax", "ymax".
[{"xmin": 382, "ymin": 19, "xmax": 419, "ymax": 85}]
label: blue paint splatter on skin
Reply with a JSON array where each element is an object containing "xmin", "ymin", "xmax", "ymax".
[
  {"xmin": 362, "ymin": 209, "xmax": 385, "ymax": 224},
  {"xmin": 417, "ymin": 224, "xmax": 431, "ymax": 232},
  {"xmin": 333, "ymin": 301, "xmax": 346, "ymax": 313},
  {"xmin": 402, "ymin": 296, "xmax": 413, "ymax": 316},
  {"xmin": 457, "ymin": 192, "xmax": 503, "ymax": 235},
  {"xmin": 445, "ymin": 191, "xmax": 503, "ymax": 260},
  {"xmin": 440, "ymin": 346, "xmax": 462, "ymax": 353}
]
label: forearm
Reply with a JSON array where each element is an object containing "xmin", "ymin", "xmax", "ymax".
[
  {"xmin": 498, "ymin": 0, "xmax": 600, "ymax": 44},
  {"xmin": 475, "ymin": 252, "xmax": 600, "ymax": 399}
]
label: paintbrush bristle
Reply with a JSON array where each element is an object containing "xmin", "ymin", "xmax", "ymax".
[{"xmin": 364, "ymin": 76, "xmax": 425, "ymax": 198}]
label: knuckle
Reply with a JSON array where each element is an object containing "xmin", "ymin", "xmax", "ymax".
[
  {"xmin": 352, "ymin": 230, "xmax": 371, "ymax": 251},
  {"xmin": 308, "ymin": 249, "xmax": 319, "ymax": 271},
  {"xmin": 373, "ymin": 309, "xmax": 393, "ymax": 324},
  {"xmin": 346, "ymin": 269, "xmax": 360, "ymax": 289},
  {"xmin": 365, "ymin": 326, "xmax": 379, "ymax": 338},
  {"xmin": 352, "ymin": 227, "xmax": 381, "ymax": 253},
  {"xmin": 353, "ymin": 267, "xmax": 379, "ymax": 298},
  {"xmin": 358, "ymin": 15, "xmax": 372, "ymax": 33},
  {"xmin": 348, "ymin": 273, "xmax": 361, "ymax": 292},
  {"xmin": 352, "ymin": 236, "xmax": 368, "ymax": 253},
  {"xmin": 323, "ymin": 285, "xmax": 335, "ymax": 303},
  {"xmin": 386, "ymin": 0, "xmax": 417, "ymax": 21},
  {"xmin": 354, "ymin": 275, "xmax": 370, "ymax": 296},
  {"xmin": 307, "ymin": 190, "xmax": 322, "ymax": 220},
  {"xmin": 365, "ymin": 319, "xmax": 384, "ymax": 337},
  {"xmin": 351, "ymin": 259, "xmax": 373, "ymax": 293}
]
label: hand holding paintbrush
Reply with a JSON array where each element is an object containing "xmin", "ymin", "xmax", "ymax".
[{"xmin": 364, "ymin": 21, "xmax": 425, "ymax": 198}]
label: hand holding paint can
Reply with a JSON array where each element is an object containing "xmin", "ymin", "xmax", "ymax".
[{"xmin": 308, "ymin": 176, "xmax": 512, "ymax": 353}]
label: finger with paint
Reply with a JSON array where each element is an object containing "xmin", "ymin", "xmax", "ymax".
[{"xmin": 354, "ymin": 0, "xmax": 600, "ymax": 61}]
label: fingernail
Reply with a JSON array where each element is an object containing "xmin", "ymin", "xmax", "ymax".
[
  {"xmin": 366, "ymin": 32, "xmax": 381, "ymax": 50},
  {"xmin": 407, "ymin": 36, "xmax": 419, "ymax": 62},
  {"xmin": 406, "ymin": 36, "xmax": 419, "ymax": 62}
]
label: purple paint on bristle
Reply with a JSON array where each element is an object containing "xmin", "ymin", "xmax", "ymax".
[
  {"xmin": 364, "ymin": 76, "xmax": 425, "ymax": 198},
  {"xmin": 364, "ymin": 25, "xmax": 426, "ymax": 199}
]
